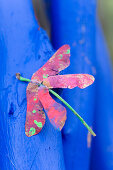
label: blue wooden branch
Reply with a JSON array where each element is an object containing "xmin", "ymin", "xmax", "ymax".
[
  {"xmin": 0, "ymin": 0, "xmax": 113, "ymax": 169},
  {"xmin": 90, "ymin": 23, "xmax": 113, "ymax": 170},
  {"xmin": 50, "ymin": 0, "xmax": 113, "ymax": 169},
  {"xmin": 0, "ymin": 0, "xmax": 65, "ymax": 169},
  {"xmin": 50, "ymin": 0, "xmax": 96, "ymax": 169}
]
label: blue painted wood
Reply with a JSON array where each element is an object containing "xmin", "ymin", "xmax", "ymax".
[
  {"xmin": 90, "ymin": 24, "xmax": 113, "ymax": 170},
  {"xmin": 1, "ymin": 0, "xmax": 113, "ymax": 169},
  {"xmin": 0, "ymin": 0, "xmax": 65, "ymax": 169},
  {"xmin": 50, "ymin": 0, "xmax": 96, "ymax": 169},
  {"xmin": 50, "ymin": 0, "xmax": 113, "ymax": 170}
]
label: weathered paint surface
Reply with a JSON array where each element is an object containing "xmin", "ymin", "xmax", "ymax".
[
  {"xmin": 38, "ymin": 87, "xmax": 67, "ymax": 130},
  {"xmin": 43, "ymin": 74, "xmax": 95, "ymax": 89}
]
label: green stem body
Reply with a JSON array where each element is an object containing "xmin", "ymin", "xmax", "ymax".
[{"xmin": 17, "ymin": 75, "xmax": 96, "ymax": 136}]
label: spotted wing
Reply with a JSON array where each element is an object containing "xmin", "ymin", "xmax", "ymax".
[
  {"xmin": 43, "ymin": 74, "xmax": 95, "ymax": 89},
  {"xmin": 25, "ymin": 83, "xmax": 46, "ymax": 137},
  {"xmin": 38, "ymin": 86, "xmax": 67, "ymax": 130},
  {"xmin": 31, "ymin": 45, "xmax": 70, "ymax": 82}
]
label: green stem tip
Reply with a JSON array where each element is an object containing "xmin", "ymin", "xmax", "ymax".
[{"xmin": 16, "ymin": 73, "xmax": 96, "ymax": 137}]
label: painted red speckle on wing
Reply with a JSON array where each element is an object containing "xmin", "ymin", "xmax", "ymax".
[{"xmin": 43, "ymin": 74, "xmax": 95, "ymax": 89}]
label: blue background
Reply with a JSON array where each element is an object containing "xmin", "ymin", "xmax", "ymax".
[{"xmin": 0, "ymin": 0, "xmax": 113, "ymax": 169}]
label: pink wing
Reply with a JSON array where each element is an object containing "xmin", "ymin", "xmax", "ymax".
[
  {"xmin": 38, "ymin": 86, "xmax": 67, "ymax": 130},
  {"xmin": 25, "ymin": 83, "xmax": 46, "ymax": 137},
  {"xmin": 43, "ymin": 74, "xmax": 95, "ymax": 89},
  {"xmin": 31, "ymin": 45, "xmax": 70, "ymax": 82}
]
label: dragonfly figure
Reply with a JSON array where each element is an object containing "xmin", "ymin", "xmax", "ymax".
[{"xmin": 16, "ymin": 45, "xmax": 95, "ymax": 137}]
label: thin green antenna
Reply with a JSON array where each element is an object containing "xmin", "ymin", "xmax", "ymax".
[{"xmin": 16, "ymin": 73, "xmax": 96, "ymax": 136}]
